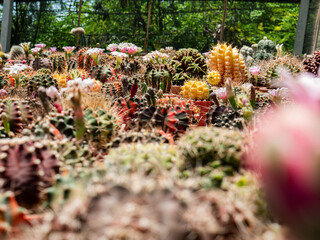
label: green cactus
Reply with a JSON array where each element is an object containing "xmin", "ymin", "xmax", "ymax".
[
  {"xmin": 145, "ymin": 64, "xmax": 173, "ymax": 93},
  {"xmin": 50, "ymin": 55, "xmax": 66, "ymax": 73},
  {"xmin": 178, "ymin": 127, "xmax": 245, "ymax": 170},
  {"xmin": 90, "ymin": 66, "xmax": 113, "ymax": 83},
  {"xmin": 28, "ymin": 74, "xmax": 58, "ymax": 94},
  {"xmin": 254, "ymin": 37, "xmax": 276, "ymax": 60}
]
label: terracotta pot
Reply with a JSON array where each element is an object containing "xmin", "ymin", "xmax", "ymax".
[
  {"xmin": 171, "ymin": 85, "xmax": 181, "ymax": 95},
  {"xmin": 192, "ymin": 101, "xmax": 212, "ymax": 127}
]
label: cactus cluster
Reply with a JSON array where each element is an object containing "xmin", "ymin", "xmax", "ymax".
[
  {"xmin": 0, "ymin": 137, "xmax": 60, "ymax": 207},
  {"xmin": 171, "ymin": 48, "xmax": 207, "ymax": 85},
  {"xmin": 303, "ymin": 50, "xmax": 320, "ymax": 75},
  {"xmin": 101, "ymin": 81, "xmax": 124, "ymax": 98},
  {"xmin": 145, "ymin": 64, "xmax": 173, "ymax": 93},
  {"xmin": 254, "ymin": 37, "xmax": 276, "ymax": 60},
  {"xmin": 208, "ymin": 43, "xmax": 247, "ymax": 83},
  {"xmin": 207, "ymin": 70, "xmax": 221, "ymax": 86},
  {"xmin": 180, "ymin": 80, "xmax": 209, "ymax": 100}
]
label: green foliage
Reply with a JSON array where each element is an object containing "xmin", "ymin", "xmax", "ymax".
[{"xmin": 7, "ymin": 0, "xmax": 299, "ymax": 51}]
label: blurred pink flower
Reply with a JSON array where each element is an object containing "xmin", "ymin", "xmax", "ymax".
[
  {"xmin": 46, "ymin": 86, "xmax": 60, "ymax": 99},
  {"xmin": 127, "ymin": 46, "xmax": 136, "ymax": 55},
  {"xmin": 31, "ymin": 47, "xmax": 41, "ymax": 54},
  {"xmin": 121, "ymin": 47, "xmax": 127, "ymax": 53},
  {"xmin": 51, "ymin": 47, "xmax": 57, "ymax": 53},
  {"xmin": 35, "ymin": 43, "xmax": 46, "ymax": 49},
  {"xmin": 266, "ymin": 88, "xmax": 287, "ymax": 104},
  {"xmin": 215, "ymin": 88, "xmax": 227, "ymax": 102},
  {"xmin": 63, "ymin": 46, "xmax": 76, "ymax": 53},
  {"xmin": 249, "ymin": 66, "xmax": 260, "ymax": 75}
]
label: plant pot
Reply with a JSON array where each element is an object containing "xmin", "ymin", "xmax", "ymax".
[
  {"xmin": 170, "ymin": 85, "xmax": 181, "ymax": 95},
  {"xmin": 192, "ymin": 101, "xmax": 212, "ymax": 127}
]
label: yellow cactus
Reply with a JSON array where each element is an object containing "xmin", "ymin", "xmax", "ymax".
[
  {"xmin": 208, "ymin": 43, "xmax": 246, "ymax": 83},
  {"xmin": 207, "ymin": 70, "xmax": 221, "ymax": 86},
  {"xmin": 181, "ymin": 80, "xmax": 209, "ymax": 100},
  {"xmin": 53, "ymin": 74, "xmax": 67, "ymax": 88}
]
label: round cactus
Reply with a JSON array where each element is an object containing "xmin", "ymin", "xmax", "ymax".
[
  {"xmin": 180, "ymin": 80, "xmax": 209, "ymax": 100},
  {"xmin": 90, "ymin": 66, "xmax": 114, "ymax": 83},
  {"xmin": 27, "ymin": 74, "xmax": 58, "ymax": 94},
  {"xmin": 0, "ymin": 137, "xmax": 60, "ymax": 207},
  {"xmin": 178, "ymin": 127, "xmax": 245, "ymax": 169},
  {"xmin": 207, "ymin": 70, "xmax": 221, "ymax": 86},
  {"xmin": 101, "ymin": 81, "xmax": 124, "ymax": 98}
]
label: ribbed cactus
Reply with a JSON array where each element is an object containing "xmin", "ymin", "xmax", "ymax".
[
  {"xmin": 178, "ymin": 127, "xmax": 244, "ymax": 169},
  {"xmin": 0, "ymin": 137, "xmax": 60, "ymax": 207},
  {"xmin": 66, "ymin": 57, "xmax": 78, "ymax": 71},
  {"xmin": 31, "ymin": 58, "xmax": 53, "ymax": 71},
  {"xmin": 180, "ymin": 80, "xmax": 209, "ymax": 100},
  {"xmin": 0, "ymin": 100, "xmax": 33, "ymax": 134},
  {"xmin": 0, "ymin": 75, "xmax": 11, "ymax": 89},
  {"xmin": 50, "ymin": 55, "xmax": 66, "ymax": 73},
  {"xmin": 208, "ymin": 43, "xmax": 247, "ymax": 83},
  {"xmin": 90, "ymin": 66, "xmax": 113, "ymax": 83},
  {"xmin": 84, "ymin": 109, "xmax": 117, "ymax": 145},
  {"xmin": 137, "ymin": 106, "xmax": 189, "ymax": 134},
  {"xmin": 145, "ymin": 64, "xmax": 173, "ymax": 93},
  {"xmin": 101, "ymin": 81, "xmax": 124, "ymax": 98}
]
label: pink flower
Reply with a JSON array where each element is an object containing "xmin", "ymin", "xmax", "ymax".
[
  {"xmin": 35, "ymin": 43, "xmax": 46, "ymax": 49},
  {"xmin": 248, "ymin": 104, "xmax": 320, "ymax": 239},
  {"xmin": 31, "ymin": 47, "xmax": 41, "ymax": 54},
  {"xmin": 46, "ymin": 86, "xmax": 60, "ymax": 99},
  {"xmin": 121, "ymin": 47, "xmax": 127, "ymax": 53},
  {"xmin": 127, "ymin": 46, "xmax": 136, "ymax": 55},
  {"xmin": 21, "ymin": 60, "xmax": 26, "ymax": 64},
  {"xmin": 266, "ymin": 88, "xmax": 287, "ymax": 104},
  {"xmin": 249, "ymin": 66, "xmax": 260, "ymax": 75},
  {"xmin": 0, "ymin": 89, "xmax": 8, "ymax": 98},
  {"xmin": 215, "ymin": 88, "xmax": 227, "ymax": 101},
  {"xmin": 63, "ymin": 46, "xmax": 76, "ymax": 53},
  {"xmin": 51, "ymin": 47, "xmax": 57, "ymax": 53}
]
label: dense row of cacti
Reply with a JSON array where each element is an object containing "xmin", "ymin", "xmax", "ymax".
[{"xmin": 0, "ymin": 42, "xmax": 305, "ymax": 240}]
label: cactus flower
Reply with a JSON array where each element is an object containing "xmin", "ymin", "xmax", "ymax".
[
  {"xmin": 86, "ymin": 48, "xmax": 104, "ymax": 66},
  {"xmin": 249, "ymin": 66, "xmax": 260, "ymax": 85},
  {"xmin": 31, "ymin": 47, "xmax": 41, "ymax": 58},
  {"xmin": 63, "ymin": 46, "xmax": 76, "ymax": 54},
  {"xmin": 46, "ymin": 86, "xmax": 60, "ymax": 100},
  {"xmin": 226, "ymin": 79, "xmax": 237, "ymax": 110},
  {"xmin": 248, "ymin": 71, "xmax": 320, "ymax": 240},
  {"xmin": 35, "ymin": 43, "xmax": 46, "ymax": 49},
  {"xmin": 266, "ymin": 88, "xmax": 287, "ymax": 104},
  {"xmin": 120, "ymin": 47, "xmax": 127, "ymax": 53},
  {"xmin": 50, "ymin": 47, "xmax": 57, "ymax": 53},
  {"xmin": 127, "ymin": 46, "xmax": 136, "ymax": 55}
]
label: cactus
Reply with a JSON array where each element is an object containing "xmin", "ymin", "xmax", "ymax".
[
  {"xmin": 0, "ymin": 75, "xmax": 11, "ymax": 89},
  {"xmin": 66, "ymin": 57, "xmax": 78, "ymax": 71},
  {"xmin": 31, "ymin": 58, "xmax": 53, "ymax": 71},
  {"xmin": 84, "ymin": 109, "xmax": 117, "ymax": 145},
  {"xmin": 107, "ymin": 129, "xmax": 169, "ymax": 149},
  {"xmin": 180, "ymin": 80, "xmax": 209, "ymax": 100},
  {"xmin": 304, "ymin": 50, "xmax": 320, "ymax": 75},
  {"xmin": 66, "ymin": 69, "xmax": 89, "ymax": 81},
  {"xmin": 240, "ymin": 45, "xmax": 254, "ymax": 63},
  {"xmin": 50, "ymin": 55, "xmax": 66, "ymax": 73},
  {"xmin": 254, "ymin": 37, "xmax": 276, "ymax": 60},
  {"xmin": 0, "ymin": 137, "xmax": 60, "ymax": 207},
  {"xmin": 171, "ymin": 48, "xmax": 207, "ymax": 85},
  {"xmin": 178, "ymin": 127, "xmax": 245, "ymax": 169},
  {"xmin": 90, "ymin": 66, "xmax": 113, "ymax": 83},
  {"xmin": 0, "ymin": 100, "xmax": 33, "ymax": 134},
  {"xmin": 208, "ymin": 43, "xmax": 247, "ymax": 83},
  {"xmin": 36, "ymin": 68, "xmax": 52, "ymax": 75},
  {"xmin": 137, "ymin": 106, "xmax": 189, "ymax": 134},
  {"xmin": 101, "ymin": 81, "xmax": 124, "ymax": 98},
  {"xmin": 9, "ymin": 45, "xmax": 25, "ymax": 60},
  {"xmin": 145, "ymin": 64, "xmax": 173, "ymax": 93},
  {"xmin": 207, "ymin": 70, "xmax": 221, "ymax": 86},
  {"xmin": 27, "ymin": 74, "xmax": 58, "ymax": 94},
  {"xmin": 117, "ymin": 58, "xmax": 141, "ymax": 75},
  {"xmin": 206, "ymin": 106, "xmax": 244, "ymax": 130}
]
